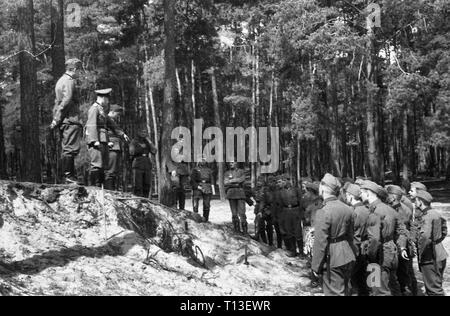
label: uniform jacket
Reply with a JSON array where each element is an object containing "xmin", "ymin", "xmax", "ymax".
[
  {"xmin": 352, "ymin": 202, "xmax": 370, "ymax": 255},
  {"xmin": 129, "ymin": 138, "xmax": 157, "ymax": 169},
  {"xmin": 393, "ymin": 201, "xmax": 413, "ymax": 230},
  {"xmin": 312, "ymin": 197, "xmax": 356, "ymax": 272},
  {"xmin": 86, "ymin": 103, "xmax": 124, "ymax": 145},
  {"xmin": 170, "ymin": 162, "xmax": 190, "ymax": 190},
  {"xmin": 107, "ymin": 117, "xmax": 123, "ymax": 152},
  {"xmin": 302, "ymin": 191, "xmax": 323, "ymax": 227},
  {"xmin": 411, "ymin": 207, "xmax": 448, "ymax": 265},
  {"xmin": 53, "ymin": 73, "xmax": 81, "ymax": 126},
  {"xmin": 224, "ymin": 168, "xmax": 246, "ymax": 200},
  {"xmin": 365, "ymin": 199, "xmax": 408, "ymax": 265},
  {"xmin": 276, "ymin": 186, "xmax": 303, "ymax": 216},
  {"xmin": 191, "ymin": 165, "xmax": 214, "ymax": 195}
]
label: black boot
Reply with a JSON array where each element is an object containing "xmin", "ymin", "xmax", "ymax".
[
  {"xmin": 232, "ymin": 217, "xmax": 240, "ymax": 233},
  {"xmin": 62, "ymin": 156, "xmax": 77, "ymax": 184},
  {"xmin": 104, "ymin": 178, "xmax": 114, "ymax": 191},
  {"xmin": 203, "ymin": 209, "xmax": 210, "ymax": 223},
  {"xmin": 285, "ymin": 238, "xmax": 297, "ymax": 258},
  {"xmin": 267, "ymin": 226, "xmax": 274, "ymax": 247},
  {"xmin": 90, "ymin": 170, "xmax": 100, "ymax": 187},
  {"xmin": 242, "ymin": 221, "xmax": 249, "ymax": 235},
  {"xmin": 297, "ymin": 239, "xmax": 306, "ymax": 259}
]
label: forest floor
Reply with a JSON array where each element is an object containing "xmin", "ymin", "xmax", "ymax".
[{"xmin": 0, "ymin": 180, "xmax": 449, "ymax": 296}]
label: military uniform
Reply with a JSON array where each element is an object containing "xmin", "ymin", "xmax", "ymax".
[
  {"xmin": 268, "ymin": 181, "xmax": 283, "ymax": 248},
  {"xmin": 105, "ymin": 107, "xmax": 125, "ymax": 191},
  {"xmin": 386, "ymin": 185, "xmax": 418, "ymax": 295},
  {"xmin": 312, "ymin": 175, "xmax": 356, "ymax": 296},
  {"xmin": 52, "ymin": 65, "xmax": 82, "ymax": 180},
  {"xmin": 86, "ymin": 93, "xmax": 125, "ymax": 187},
  {"xmin": 170, "ymin": 162, "xmax": 190, "ymax": 210},
  {"xmin": 224, "ymin": 167, "xmax": 247, "ymax": 233},
  {"xmin": 253, "ymin": 178, "xmax": 269, "ymax": 243},
  {"xmin": 411, "ymin": 191, "xmax": 448, "ymax": 296},
  {"xmin": 191, "ymin": 164, "xmax": 214, "ymax": 221},
  {"xmin": 276, "ymin": 180, "xmax": 303, "ymax": 257},
  {"xmin": 129, "ymin": 136, "xmax": 157, "ymax": 198},
  {"xmin": 351, "ymin": 202, "xmax": 370, "ymax": 296},
  {"xmin": 363, "ymin": 194, "xmax": 408, "ymax": 296}
]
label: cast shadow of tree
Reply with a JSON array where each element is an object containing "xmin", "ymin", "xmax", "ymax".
[{"xmin": 0, "ymin": 233, "xmax": 140, "ymax": 278}]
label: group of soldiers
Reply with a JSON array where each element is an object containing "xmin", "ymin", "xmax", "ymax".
[
  {"xmin": 48, "ymin": 57, "xmax": 447, "ymax": 297},
  {"xmin": 251, "ymin": 173, "xmax": 448, "ymax": 296},
  {"xmin": 50, "ymin": 58, "xmax": 157, "ymax": 196}
]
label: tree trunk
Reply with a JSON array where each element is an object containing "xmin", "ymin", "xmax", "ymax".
[
  {"xmin": 191, "ymin": 60, "xmax": 196, "ymax": 120},
  {"xmin": 51, "ymin": 0, "xmax": 65, "ymax": 80},
  {"xmin": 18, "ymin": 0, "xmax": 41, "ymax": 183},
  {"xmin": 209, "ymin": 68, "xmax": 225, "ymax": 201},
  {"xmin": 326, "ymin": 70, "xmax": 341, "ymax": 177},
  {"xmin": 250, "ymin": 45, "xmax": 257, "ymax": 188},
  {"xmin": 402, "ymin": 109, "xmax": 409, "ymax": 183},
  {"xmin": 160, "ymin": 0, "xmax": 176, "ymax": 206},
  {"xmin": 366, "ymin": 35, "xmax": 383, "ymax": 184},
  {"xmin": 0, "ymin": 97, "xmax": 6, "ymax": 179}
]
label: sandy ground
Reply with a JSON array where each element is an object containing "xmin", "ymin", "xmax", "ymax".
[{"xmin": 0, "ymin": 182, "xmax": 449, "ymax": 296}]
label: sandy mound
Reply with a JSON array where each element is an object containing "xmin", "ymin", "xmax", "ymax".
[{"xmin": 0, "ymin": 181, "xmax": 315, "ymax": 296}]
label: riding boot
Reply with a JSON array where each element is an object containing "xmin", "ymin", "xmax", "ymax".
[
  {"xmin": 267, "ymin": 226, "xmax": 274, "ymax": 247},
  {"xmin": 232, "ymin": 217, "xmax": 240, "ymax": 233},
  {"xmin": 89, "ymin": 170, "xmax": 99, "ymax": 187},
  {"xmin": 285, "ymin": 238, "xmax": 297, "ymax": 258},
  {"xmin": 297, "ymin": 239, "xmax": 306, "ymax": 259},
  {"xmin": 203, "ymin": 208, "xmax": 210, "ymax": 223},
  {"xmin": 104, "ymin": 178, "xmax": 114, "ymax": 191},
  {"xmin": 241, "ymin": 221, "xmax": 249, "ymax": 235}
]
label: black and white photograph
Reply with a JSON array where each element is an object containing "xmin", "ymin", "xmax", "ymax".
[{"xmin": 0, "ymin": 0, "xmax": 449, "ymax": 300}]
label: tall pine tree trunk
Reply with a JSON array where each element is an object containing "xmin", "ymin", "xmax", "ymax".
[
  {"xmin": 51, "ymin": 0, "xmax": 65, "ymax": 80},
  {"xmin": 209, "ymin": 68, "xmax": 225, "ymax": 201},
  {"xmin": 0, "ymin": 97, "xmax": 6, "ymax": 179},
  {"xmin": 160, "ymin": 0, "xmax": 176, "ymax": 206},
  {"xmin": 366, "ymin": 34, "xmax": 383, "ymax": 184},
  {"xmin": 326, "ymin": 69, "xmax": 341, "ymax": 177},
  {"xmin": 402, "ymin": 109, "xmax": 409, "ymax": 183},
  {"xmin": 18, "ymin": 0, "xmax": 41, "ymax": 183}
]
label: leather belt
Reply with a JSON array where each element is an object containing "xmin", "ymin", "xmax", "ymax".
[{"xmin": 330, "ymin": 235, "xmax": 348, "ymax": 244}]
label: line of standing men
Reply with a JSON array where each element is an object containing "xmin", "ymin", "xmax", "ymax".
[
  {"xmin": 51, "ymin": 58, "xmax": 157, "ymax": 196},
  {"xmin": 307, "ymin": 175, "xmax": 448, "ymax": 296}
]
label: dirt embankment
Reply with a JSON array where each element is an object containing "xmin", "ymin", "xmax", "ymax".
[{"xmin": 0, "ymin": 181, "xmax": 314, "ymax": 296}]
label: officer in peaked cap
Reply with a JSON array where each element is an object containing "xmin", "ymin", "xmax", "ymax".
[
  {"xmin": 51, "ymin": 57, "xmax": 84, "ymax": 184},
  {"xmin": 312, "ymin": 173, "xmax": 355, "ymax": 296},
  {"xmin": 86, "ymin": 88, "xmax": 129, "ymax": 187},
  {"xmin": 411, "ymin": 190, "xmax": 448, "ymax": 296}
]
